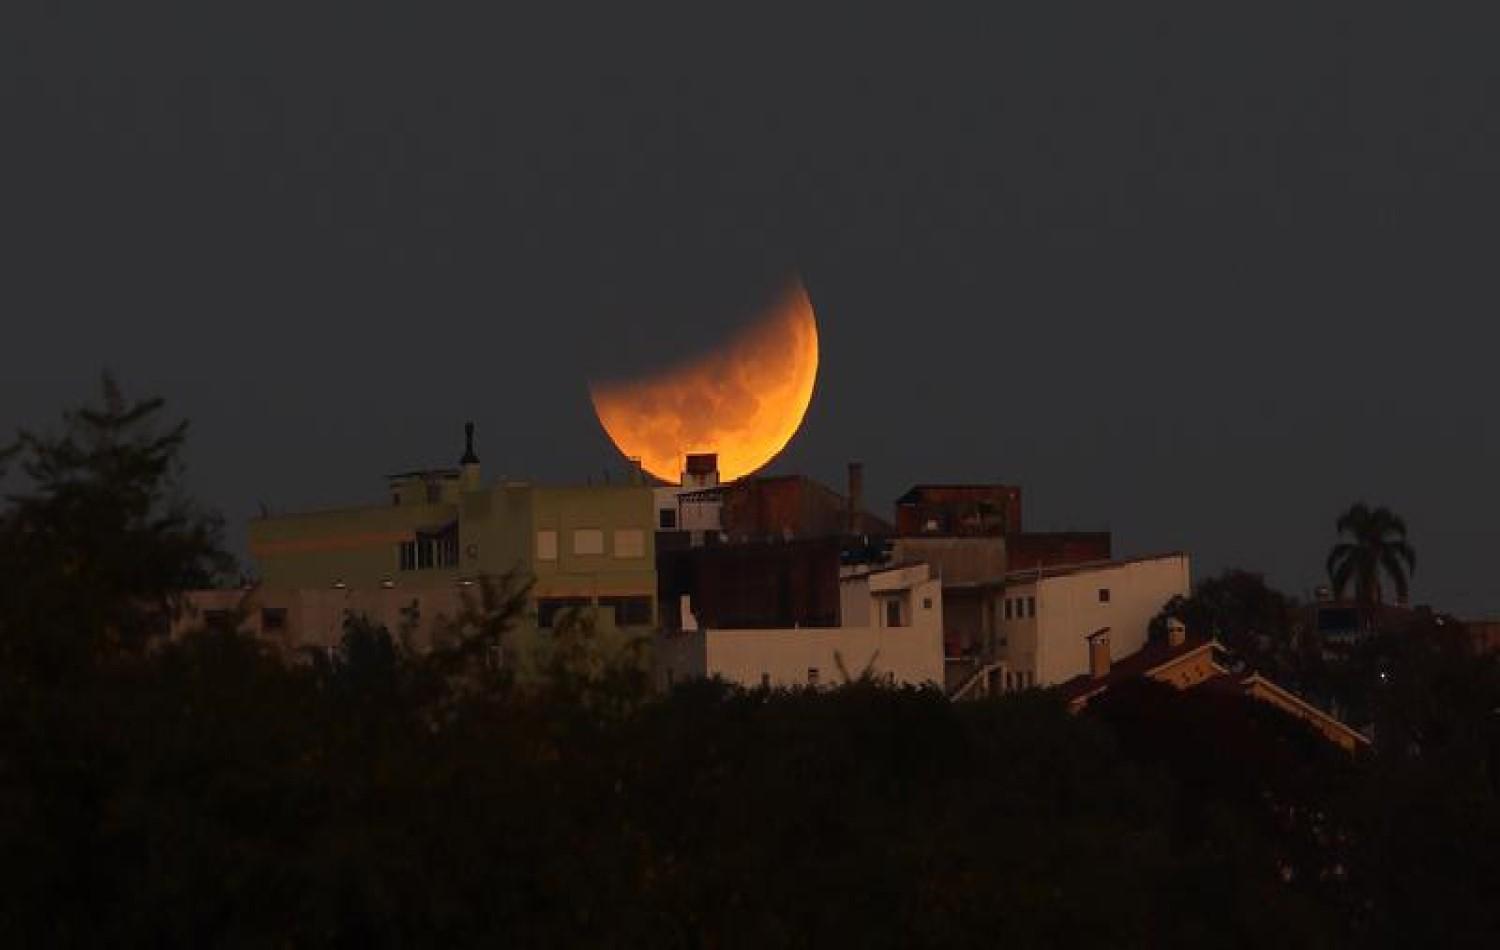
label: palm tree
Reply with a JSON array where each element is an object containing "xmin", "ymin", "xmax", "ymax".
[{"xmin": 1326, "ymin": 502, "xmax": 1417, "ymax": 610}]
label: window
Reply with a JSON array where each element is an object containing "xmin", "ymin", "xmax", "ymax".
[
  {"xmin": 1098, "ymin": 588, "xmax": 1111, "ymax": 604},
  {"xmin": 613, "ymin": 528, "xmax": 645, "ymax": 559},
  {"xmin": 1026, "ymin": 596, "xmax": 1036, "ymax": 617},
  {"xmin": 1004, "ymin": 598, "xmax": 1013, "ymax": 620},
  {"xmin": 401, "ymin": 525, "xmax": 459, "ymax": 571},
  {"xmin": 807, "ymin": 667, "xmax": 820, "ymax": 686},
  {"xmin": 599, "ymin": 595, "xmax": 652, "ymax": 626},
  {"xmin": 392, "ymin": 493, "xmax": 400, "ymax": 507},
  {"xmin": 885, "ymin": 599, "xmax": 903, "ymax": 628},
  {"xmin": 536, "ymin": 530, "xmax": 558, "ymax": 561},
  {"xmin": 572, "ymin": 528, "xmax": 604, "ymax": 556},
  {"xmin": 659, "ymin": 508, "xmax": 678, "ymax": 529},
  {"xmin": 537, "ymin": 596, "xmax": 591, "ymax": 628},
  {"xmin": 922, "ymin": 597, "xmax": 933, "ymax": 610},
  {"xmin": 760, "ymin": 673, "xmax": 771, "ymax": 689},
  {"xmin": 261, "ymin": 607, "xmax": 288, "ymax": 633},
  {"xmin": 426, "ymin": 481, "xmax": 442, "ymax": 504}
]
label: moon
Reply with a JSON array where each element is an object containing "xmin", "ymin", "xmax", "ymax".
[{"xmin": 589, "ymin": 280, "xmax": 820, "ymax": 484}]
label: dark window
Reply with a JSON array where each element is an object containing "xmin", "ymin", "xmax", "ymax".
[
  {"xmin": 1098, "ymin": 588, "xmax": 1111, "ymax": 604},
  {"xmin": 261, "ymin": 607, "xmax": 288, "ymax": 632},
  {"xmin": 392, "ymin": 493, "xmax": 401, "ymax": 506},
  {"xmin": 807, "ymin": 667, "xmax": 820, "ymax": 686},
  {"xmin": 659, "ymin": 508, "xmax": 677, "ymax": 529},
  {"xmin": 760, "ymin": 673, "xmax": 771, "ymax": 689},
  {"xmin": 426, "ymin": 482, "xmax": 442, "ymax": 504},
  {"xmin": 1026, "ymin": 596, "xmax": 1036, "ymax": 617},
  {"xmin": 600, "ymin": 595, "xmax": 653, "ymax": 626},
  {"xmin": 537, "ymin": 596, "xmax": 592, "ymax": 629},
  {"xmin": 922, "ymin": 597, "xmax": 933, "ymax": 610},
  {"xmin": 403, "ymin": 525, "xmax": 459, "ymax": 571},
  {"xmin": 886, "ymin": 599, "xmax": 903, "ymax": 628},
  {"xmin": 1003, "ymin": 598, "xmax": 1013, "ymax": 620}
]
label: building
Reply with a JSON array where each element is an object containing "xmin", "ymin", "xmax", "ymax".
[
  {"xmin": 179, "ymin": 425, "xmax": 659, "ymax": 649},
  {"xmin": 889, "ymin": 483, "xmax": 1111, "ymax": 674},
  {"xmin": 655, "ymin": 562, "xmax": 945, "ymax": 691},
  {"xmin": 895, "ymin": 484, "xmax": 1022, "ymax": 537},
  {"xmin": 653, "ymin": 452, "xmax": 723, "ymax": 533},
  {"xmin": 985, "ymin": 554, "xmax": 1191, "ymax": 690},
  {"xmin": 1052, "ymin": 621, "xmax": 1370, "ymax": 754},
  {"xmin": 657, "ymin": 537, "xmax": 843, "ymax": 631},
  {"xmin": 654, "ymin": 461, "xmax": 894, "ymax": 632}
]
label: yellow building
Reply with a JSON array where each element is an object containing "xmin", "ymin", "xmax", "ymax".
[{"xmin": 220, "ymin": 424, "xmax": 656, "ymax": 645}]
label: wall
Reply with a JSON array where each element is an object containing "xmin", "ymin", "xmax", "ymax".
[
  {"xmin": 250, "ymin": 502, "xmax": 461, "ymax": 589},
  {"xmin": 655, "ymin": 569, "xmax": 944, "ymax": 690},
  {"xmin": 528, "ymin": 485, "xmax": 657, "ymax": 603},
  {"xmin": 172, "ymin": 584, "xmax": 470, "ymax": 652},
  {"xmin": 699, "ymin": 623, "xmax": 943, "ymax": 689},
  {"xmin": 657, "ymin": 537, "xmax": 842, "ymax": 630},
  {"xmin": 1006, "ymin": 532, "xmax": 1112, "ymax": 571},
  {"xmin": 890, "ymin": 537, "xmax": 1006, "ymax": 583},
  {"xmin": 1031, "ymin": 556, "xmax": 1190, "ymax": 685}
]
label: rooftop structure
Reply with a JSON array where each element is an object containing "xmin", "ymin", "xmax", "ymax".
[{"xmin": 655, "ymin": 562, "xmax": 944, "ymax": 691}]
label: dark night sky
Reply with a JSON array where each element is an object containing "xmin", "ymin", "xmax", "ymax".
[{"xmin": 3, "ymin": 4, "xmax": 1497, "ymax": 614}]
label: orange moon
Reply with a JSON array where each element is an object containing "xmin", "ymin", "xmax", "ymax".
[{"xmin": 590, "ymin": 280, "xmax": 820, "ymax": 484}]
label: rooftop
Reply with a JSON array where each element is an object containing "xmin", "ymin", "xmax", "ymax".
[{"xmin": 1004, "ymin": 551, "xmax": 1187, "ymax": 583}]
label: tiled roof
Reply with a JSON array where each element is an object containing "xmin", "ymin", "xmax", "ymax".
[{"xmin": 1052, "ymin": 637, "xmax": 1212, "ymax": 704}]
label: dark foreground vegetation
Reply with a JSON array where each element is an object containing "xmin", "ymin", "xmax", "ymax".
[{"xmin": 2, "ymin": 381, "xmax": 1498, "ymax": 947}]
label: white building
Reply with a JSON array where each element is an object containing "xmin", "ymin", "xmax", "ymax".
[
  {"xmin": 655, "ymin": 562, "xmax": 945, "ymax": 690},
  {"xmin": 988, "ymin": 553, "xmax": 1190, "ymax": 690},
  {"xmin": 653, "ymin": 452, "xmax": 724, "ymax": 535}
]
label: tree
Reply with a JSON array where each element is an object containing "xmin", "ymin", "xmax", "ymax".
[
  {"xmin": 1326, "ymin": 502, "xmax": 1416, "ymax": 610},
  {"xmin": 1151, "ymin": 569, "xmax": 1306, "ymax": 682},
  {"xmin": 0, "ymin": 374, "xmax": 232, "ymax": 678}
]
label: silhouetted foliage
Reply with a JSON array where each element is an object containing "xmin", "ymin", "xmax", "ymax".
[
  {"xmin": 1151, "ymin": 569, "xmax": 1309, "ymax": 681},
  {"xmin": 0, "ymin": 374, "xmax": 232, "ymax": 680},
  {"xmin": 1327, "ymin": 502, "xmax": 1417, "ymax": 608}
]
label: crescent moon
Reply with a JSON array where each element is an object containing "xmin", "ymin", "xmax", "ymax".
[{"xmin": 589, "ymin": 280, "xmax": 820, "ymax": 484}]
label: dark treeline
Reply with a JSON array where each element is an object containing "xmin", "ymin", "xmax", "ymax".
[{"xmin": 2, "ymin": 381, "xmax": 1498, "ymax": 947}]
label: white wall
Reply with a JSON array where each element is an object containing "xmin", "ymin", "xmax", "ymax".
[
  {"xmin": 995, "ymin": 555, "xmax": 1190, "ymax": 686},
  {"xmin": 657, "ymin": 568, "xmax": 946, "ymax": 691}
]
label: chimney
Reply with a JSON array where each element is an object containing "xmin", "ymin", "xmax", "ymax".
[
  {"xmin": 459, "ymin": 422, "xmax": 481, "ymax": 491},
  {"xmin": 1166, "ymin": 617, "xmax": 1186, "ymax": 648},
  {"xmin": 847, "ymin": 461, "xmax": 864, "ymax": 534},
  {"xmin": 1087, "ymin": 628, "xmax": 1111, "ymax": 679}
]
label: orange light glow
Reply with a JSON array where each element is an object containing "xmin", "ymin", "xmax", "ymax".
[{"xmin": 589, "ymin": 280, "xmax": 820, "ymax": 484}]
